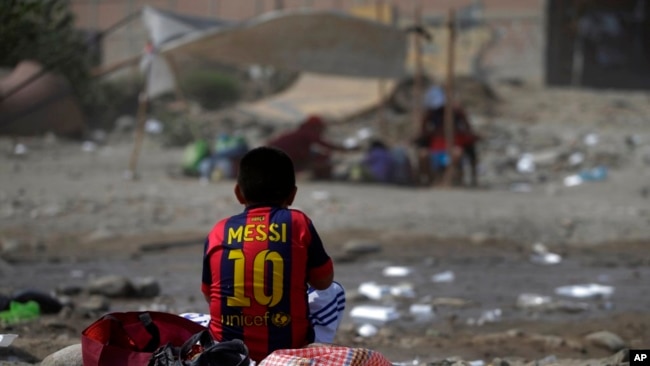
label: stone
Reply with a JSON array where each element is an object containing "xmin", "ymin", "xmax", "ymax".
[
  {"xmin": 86, "ymin": 275, "xmax": 135, "ymax": 297},
  {"xmin": 40, "ymin": 343, "xmax": 82, "ymax": 366},
  {"xmin": 585, "ymin": 330, "xmax": 626, "ymax": 352}
]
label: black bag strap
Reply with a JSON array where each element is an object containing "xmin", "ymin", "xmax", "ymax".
[
  {"xmin": 178, "ymin": 329, "xmax": 215, "ymax": 357},
  {"xmin": 139, "ymin": 312, "xmax": 161, "ymax": 352},
  {"xmin": 193, "ymin": 338, "xmax": 250, "ymax": 366},
  {"xmin": 148, "ymin": 343, "xmax": 181, "ymax": 366}
]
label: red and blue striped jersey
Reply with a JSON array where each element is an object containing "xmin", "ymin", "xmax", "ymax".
[{"xmin": 201, "ymin": 205, "xmax": 333, "ymax": 362}]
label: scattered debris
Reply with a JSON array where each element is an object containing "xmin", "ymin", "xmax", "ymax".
[{"xmin": 554, "ymin": 284, "xmax": 614, "ymax": 299}]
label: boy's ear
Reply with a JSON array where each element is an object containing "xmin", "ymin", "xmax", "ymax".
[
  {"xmin": 234, "ymin": 184, "xmax": 247, "ymax": 204},
  {"xmin": 285, "ymin": 186, "xmax": 298, "ymax": 206}
]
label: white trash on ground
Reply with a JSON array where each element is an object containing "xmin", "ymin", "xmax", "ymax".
[
  {"xmin": 409, "ymin": 304, "xmax": 434, "ymax": 321},
  {"xmin": 555, "ymin": 283, "xmax": 614, "ymax": 299},
  {"xmin": 357, "ymin": 323, "xmax": 379, "ymax": 337},
  {"xmin": 358, "ymin": 282, "xmax": 391, "ymax": 300},
  {"xmin": 516, "ymin": 293, "xmax": 553, "ymax": 308},
  {"xmin": 349, "ymin": 305, "xmax": 400, "ymax": 324},
  {"xmin": 431, "ymin": 271, "xmax": 455, "ymax": 283},
  {"xmin": 0, "ymin": 334, "xmax": 18, "ymax": 347},
  {"xmin": 529, "ymin": 243, "xmax": 562, "ymax": 265},
  {"xmin": 382, "ymin": 266, "xmax": 412, "ymax": 277},
  {"xmin": 390, "ymin": 283, "xmax": 416, "ymax": 298}
]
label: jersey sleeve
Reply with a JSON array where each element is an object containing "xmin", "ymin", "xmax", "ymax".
[
  {"xmin": 201, "ymin": 236, "xmax": 211, "ymax": 297},
  {"xmin": 306, "ymin": 220, "xmax": 333, "ymax": 281}
]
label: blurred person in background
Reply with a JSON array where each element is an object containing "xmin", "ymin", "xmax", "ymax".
[
  {"xmin": 267, "ymin": 115, "xmax": 356, "ymax": 180},
  {"xmin": 417, "ymin": 85, "xmax": 480, "ymax": 187}
]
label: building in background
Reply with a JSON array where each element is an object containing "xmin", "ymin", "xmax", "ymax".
[
  {"xmin": 546, "ymin": 0, "xmax": 650, "ymax": 90},
  {"xmin": 70, "ymin": 0, "xmax": 545, "ymax": 84}
]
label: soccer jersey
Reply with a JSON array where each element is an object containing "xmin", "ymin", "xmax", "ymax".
[{"xmin": 202, "ymin": 205, "xmax": 333, "ymax": 362}]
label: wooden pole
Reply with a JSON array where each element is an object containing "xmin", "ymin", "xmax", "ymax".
[
  {"xmin": 126, "ymin": 55, "xmax": 153, "ymax": 180},
  {"xmin": 411, "ymin": 0, "xmax": 428, "ymax": 186},
  {"xmin": 411, "ymin": 1, "xmax": 424, "ymax": 139},
  {"xmin": 375, "ymin": 0, "xmax": 387, "ymax": 133},
  {"xmin": 127, "ymin": 91, "xmax": 149, "ymax": 180},
  {"xmin": 442, "ymin": 8, "xmax": 457, "ymax": 187}
]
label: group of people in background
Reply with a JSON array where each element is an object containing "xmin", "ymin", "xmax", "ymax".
[{"xmin": 183, "ymin": 82, "xmax": 481, "ymax": 189}]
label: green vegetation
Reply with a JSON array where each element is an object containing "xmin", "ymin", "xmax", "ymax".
[{"xmin": 181, "ymin": 70, "xmax": 241, "ymax": 110}]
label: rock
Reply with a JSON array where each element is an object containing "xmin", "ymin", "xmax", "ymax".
[
  {"xmin": 77, "ymin": 295, "xmax": 110, "ymax": 314},
  {"xmin": 40, "ymin": 343, "xmax": 82, "ymax": 366},
  {"xmin": 490, "ymin": 358, "xmax": 510, "ymax": 366},
  {"xmin": 529, "ymin": 334, "xmax": 565, "ymax": 349},
  {"xmin": 132, "ymin": 277, "xmax": 161, "ymax": 298},
  {"xmin": 85, "ymin": 225, "xmax": 118, "ymax": 242},
  {"xmin": 342, "ymin": 240, "xmax": 382, "ymax": 255},
  {"xmin": 469, "ymin": 232, "xmax": 489, "ymax": 244},
  {"xmin": 585, "ymin": 330, "xmax": 626, "ymax": 352},
  {"xmin": 86, "ymin": 275, "xmax": 135, "ymax": 297}
]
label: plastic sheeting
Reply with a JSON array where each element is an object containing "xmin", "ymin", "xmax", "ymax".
[
  {"xmin": 237, "ymin": 73, "xmax": 395, "ymax": 124},
  {"xmin": 142, "ymin": 7, "xmax": 407, "ymax": 78},
  {"xmin": 140, "ymin": 6, "xmax": 407, "ymax": 119},
  {"xmin": 157, "ymin": 9, "xmax": 407, "ymax": 79}
]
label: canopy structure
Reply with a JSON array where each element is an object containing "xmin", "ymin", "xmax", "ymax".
[
  {"xmin": 236, "ymin": 73, "xmax": 395, "ymax": 125},
  {"xmin": 127, "ymin": 6, "xmax": 408, "ymax": 175},
  {"xmin": 139, "ymin": 6, "xmax": 407, "ymax": 116},
  {"xmin": 155, "ymin": 8, "xmax": 407, "ymax": 80}
]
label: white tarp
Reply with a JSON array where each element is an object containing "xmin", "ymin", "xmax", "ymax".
[
  {"xmin": 157, "ymin": 9, "xmax": 407, "ymax": 79},
  {"xmin": 141, "ymin": 6, "xmax": 234, "ymax": 98},
  {"xmin": 139, "ymin": 6, "xmax": 407, "ymax": 119}
]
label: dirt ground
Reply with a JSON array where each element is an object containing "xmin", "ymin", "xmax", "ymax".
[{"xmin": 1, "ymin": 82, "xmax": 650, "ymax": 364}]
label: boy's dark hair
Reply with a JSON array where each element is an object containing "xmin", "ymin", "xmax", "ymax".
[{"xmin": 237, "ymin": 146, "xmax": 296, "ymax": 204}]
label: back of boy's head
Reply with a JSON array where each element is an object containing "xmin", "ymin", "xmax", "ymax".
[{"xmin": 237, "ymin": 146, "xmax": 296, "ymax": 204}]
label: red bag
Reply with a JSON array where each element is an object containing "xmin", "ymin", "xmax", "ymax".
[{"xmin": 81, "ymin": 311, "xmax": 206, "ymax": 366}]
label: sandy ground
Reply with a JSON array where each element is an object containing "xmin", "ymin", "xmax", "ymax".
[{"xmin": 1, "ymin": 82, "xmax": 650, "ymax": 364}]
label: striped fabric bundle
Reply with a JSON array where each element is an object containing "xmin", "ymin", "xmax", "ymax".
[
  {"xmin": 259, "ymin": 343, "xmax": 392, "ymax": 366},
  {"xmin": 308, "ymin": 281, "xmax": 346, "ymax": 344}
]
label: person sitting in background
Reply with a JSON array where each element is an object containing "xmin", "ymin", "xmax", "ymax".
[
  {"xmin": 199, "ymin": 132, "xmax": 249, "ymax": 182},
  {"xmin": 350, "ymin": 139, "xmax": 393, "ymax": 183},
  {"xmin": 419, "ymin": 85, "xmax": 480, "ymax": 187},
  {"xmin": 349, "ymin": 139, "xmax": 415, "ymax": 186},
  {"xmin": 267, "ymin": 115, "xmax": 355, "ymax": 180}
]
